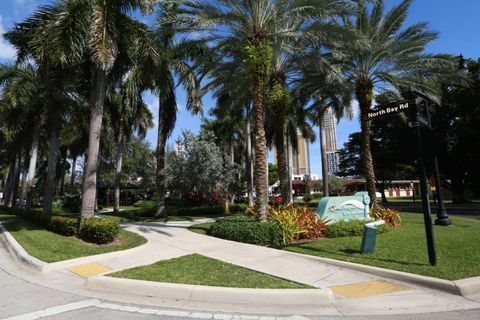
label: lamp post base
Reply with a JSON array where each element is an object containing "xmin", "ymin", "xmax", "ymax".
[{"xmin": 435, "ymin": 208, "xmax": 452, "ymax": 226}]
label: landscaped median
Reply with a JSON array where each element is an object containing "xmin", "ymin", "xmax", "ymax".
[
  {"xmin": 0, "ymin": 209, "xmax": 146, "ymax": 264},
  {"xmin": 189, "ymin": 212, "xmax": 480, "ymax": 282}
]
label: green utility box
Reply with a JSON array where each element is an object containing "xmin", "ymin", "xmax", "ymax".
[{"xmin": 360, "ymin": 220, "xmax": 385, "ymax": 254}]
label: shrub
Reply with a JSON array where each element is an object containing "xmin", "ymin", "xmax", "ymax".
[
  {"xmin": 133, "ymin": 200, "xmax": 156, "ymax": 208},
  {"xmin": 325, "ymin": 220, "xmax": 391, "ymax": 238},
  {"xmin": 303, "ymin": 194, "xmax": 313, "ymax": 203},
  {"xmin": 209, "ymin": 215, "xmax": 282, "ymax": 246},
  {"xmin": 61, "ymin": 192, "xmax": 82, "ymax": 213},
  {"xmin": 269, "ymin": 205, "xmax": 328, "ymax": 244},
  {"xmin": 230, "ymin": 203, "xmax": 248, "ymax": 213},
  {"xmin": 80, "ymin": 219, "xmax": 120, "ymax": 244},
  {"xmin": 49, "ymin": 216, "xmax": 78, "ymax": 236},
  {"xmin": 311, "ymin": 193, "xmax": 323, "ymax": 199},
  {"xmin": 269, "ymin": 206, "xmax": 300, "ymax": 244},
  {"xmin": 294, "ymin": 206, "xmax": 328, "ymax": 240},
  {"xmin": 370, "ymin": 205, "xmax": 402, "ymax": 227}
]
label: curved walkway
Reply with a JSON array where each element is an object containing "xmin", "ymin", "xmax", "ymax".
[{"xmin": 1, "ymin": 219, "xmax": 480, "ymax": 317}]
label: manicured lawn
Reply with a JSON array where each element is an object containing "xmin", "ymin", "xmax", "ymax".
[
  {"xmin": 2, "ymin": 217, "xmax": 147, "ymax": 263},
  {"xmin": 188, "ymin": 222, "xmax": 214, "ymax": 235},
  {"xmin": 110, "ymin": 254, "xmax": 309, "ymax": 288},
  {"xmin": 283, "ymin": 213, "xmax": 480, "ymax": 280}
]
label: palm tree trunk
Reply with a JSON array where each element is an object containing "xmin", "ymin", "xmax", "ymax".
[
  {"xmin": 274, "ymin": 106, "xmax": 289, "ymax": 204},
  {"xmin": 245, "ymin": 103, "xmax": 254, "ymax": 208},
  {"xmin": 81, "ymin": 68, "xmax": 107, "ymax": 219},
  {"xmin": 319, "ymin": 112, "xmax": 329, "ymax": 197},
  {"xmin": 356, "ymin": 79, "xmax": 377, "ymax": 205},
  {"xmin": 10, "ymin": 155, "xmax": 21, "ymax": 209},
  {"xmin": 26, "ymin": 131, "xmax": 39, "ymax": 209},
  {"xmin": 59, "ymin": 151, "xmax": 67, "ymax": 196},
  {"xmin": 70, "ymin": 155, "xmax": 77, "ymax": 190},
  {"xmin": 155, "ymin": 101, "xmax": 168, "ymax": 218},
  {"xmin": 253, "ymin": 74, "xmax": 268, "ymax": 220},
  {"xmin": 114, "ymin": 123, "xmax": 124, "ymax": 214},
  {"xmin": 44, "ymin": 128, "xmax": 60, "ymax": 215},
  {"xmin": 19, "ymin": 152, "xmax": 29, "ymax": 209},
  {"xmin": 4, "ymin": 158, "xmax": 15, "ymax": 207}
]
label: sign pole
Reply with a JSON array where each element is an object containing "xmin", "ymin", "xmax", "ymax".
[
  {"xmin": 413, "ymin": 110, "xmax": 437, "ymax": 266},
  {"xmin": 423, "ymin": 100, "xmax": 452, "ymax": 226}
]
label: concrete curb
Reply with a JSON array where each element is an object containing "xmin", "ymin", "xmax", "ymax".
[
  {"xmin": 0, "ymin": 222, "xmax": 150, "ymax": 273},
  {"xmin": 0, "ymin": 224, "xmax": 46, "ymax": 272},
  {"xmin": 87, "ymin": 275, "xmax": 335, "ymax": 308},
  {"xmin": 454, "ymin": 276, "xmax": 480, "ymax": 298},
  {"xmin": 286, "ymin": 250, "xmax": 462, "ymax": 294}
]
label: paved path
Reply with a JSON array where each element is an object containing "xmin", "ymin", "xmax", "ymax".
[{"xmin": 1, "ymin": 219, "xmax": 480, "ymax": 318}]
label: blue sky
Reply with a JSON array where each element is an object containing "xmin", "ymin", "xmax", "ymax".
[{"xmin": 1, "ymin": 0, "xmax": 479, "ymax": 175}]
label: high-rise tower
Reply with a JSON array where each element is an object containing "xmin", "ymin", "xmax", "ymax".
[{"xmin": 322, "ymin": 109, "xmax": 340, "ymax": 175}]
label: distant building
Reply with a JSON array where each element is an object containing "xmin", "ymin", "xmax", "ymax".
[
  {"xmin": 291, "ymin": 129, "xmax": 311, "ymax": 176},
  {"xmin": 322, "ymin": 109, "xmax": 340, "ymax": 175}
]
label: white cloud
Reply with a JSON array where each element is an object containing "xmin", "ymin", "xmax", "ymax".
[{"xmin": 0, "ymin": 15, "xmax": 17, "ymax": 60}]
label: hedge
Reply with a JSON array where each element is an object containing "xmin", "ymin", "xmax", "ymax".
[
  {"xmin": 325, "ymin": 219, "xmax": 391, "ymax": 238},
  {"xmin": 209, "ymin": 214, "xmax": 282, "ymax": 246}
]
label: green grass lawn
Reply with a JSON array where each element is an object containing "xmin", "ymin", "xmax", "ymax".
[
  {"xmin": 110, "ymin": 254, "xmax": 309, "ymax": 288},
  {"xmin": 188, "ymin": 222, "xmax": 214, "ymax": 235},
  {"xmin": 283, "ymin": 213, "xmax": 480, "ymax": 280},
  {"xmin": 2, "ymin": 217, "xmax": 147, "ymax": 263}
]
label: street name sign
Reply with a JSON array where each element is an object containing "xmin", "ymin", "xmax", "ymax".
[{"xmin": 367, "ymin": 99, "xmax": 415, "ymax": 120}]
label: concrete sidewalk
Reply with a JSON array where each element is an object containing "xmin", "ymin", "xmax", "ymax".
[{"xmin": 1, "ymin": 219, "xmax": 480, "ymax": 316}]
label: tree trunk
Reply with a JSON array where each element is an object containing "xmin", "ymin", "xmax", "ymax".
[
  {"xmin": 319, "ymin": 112, "xmax": 329, "ymax": 197},
  {"xmin": 155, "ymin": 94, "xmax": 170, "ymax": 218},
  {"xmin": 19, "ymin": 151, "xmax": 29, "ymax": 209},
  {"xmin": 26, "ymin": 131, "xmax": 39, "ymax": 209},
  {"xmin": 356, "ymin": 79, "xmax": 377, "ymax": 205},
  {"xmin": 253, "ymin": 73, "xmax": 268, "ymax": 220},
  {"xmin": 4, "ymin": 159, "xmax": 15, "ymax": 207},
  {"xmin": 44, "ymin": 128, "xmax": 60, "ymax": 215},
  {"xmin": 114, "ymin": 123, "xmax": 124, "ymax": 214},
  {"xmin": 274, "ymin": 104, "xmax": 289, "ymax": 204},
  {"xmin": 81, "ymin": 68, "xmax": 107, "ymax": 219},
  {"xmin": 10, "ymin": 155, "xmax": 21, "ymax": 209},
  {"xmin": 379, "ymin": 182, "xmax": 388, "ymax": 203},
  {"xmin": 59, "ymin": 151, "xmax": 67, "ymax": 196},
  {"xmin": 70, "ymin": 155, "xmax": 77, "ymax": 190},
  {"xmin": 245, "ymin": 102, "xmax": 254, "ymax": 208}
]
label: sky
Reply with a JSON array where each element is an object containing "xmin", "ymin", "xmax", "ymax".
[{"xmin": 0, "ymin": 0, "xmax": 479, "ymax": 175}]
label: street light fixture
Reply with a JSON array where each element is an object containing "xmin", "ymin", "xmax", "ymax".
[{"xmin": 457, "ymin": 54, "xmax": 468, "ymax": 75}]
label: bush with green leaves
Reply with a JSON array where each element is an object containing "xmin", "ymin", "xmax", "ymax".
[
  {"xmin": 61, "ymin": 192, "xmax": 82, "ymax": 213},
  {"xmin": 303, "ymin": 194, "xmax": 313, "ymax": 203},
  {"xmin": 209, "ymin": 214, "xmax": 281, "ymax": 246},
  {"xmin": 311, "ymin": 193, "xmax": 323, "ymax": 199},
  {"xmin": 133, "ymin": 200, "xmax": 156, "ymax": 208},
  {"xmin": 325, "ymin": 220, "xmax": 391, "ymax": 238},
  {"xmin": 80, "ymin": 219, "xmax": 120, "ymax": 244},
  {"xmin": 48, "ymin": 216, "xmax": 78, "ymax": 236}
]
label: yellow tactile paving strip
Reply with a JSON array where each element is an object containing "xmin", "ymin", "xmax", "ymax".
[
  {"xmin": 330, "ymin": 280, "xmax": 412, "ymax": 298},
  {"xmin": 68, "ymin": 263, "xmax": 112, "ymax": 278}
]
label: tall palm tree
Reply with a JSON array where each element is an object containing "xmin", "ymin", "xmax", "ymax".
[
  {"xmin": 342, "ymin": 0, "xmax": 458, "ymax": 205},
  {"xmin": 8, "ymin": 0, "xmax": 156, "ymax": 218},
  {"xmin": 107, "ymin": 84, "xmax": 153, "ymax": 214},
  {"xmin": 183, "ymin": 0, "xmax": 350, "ymax": 220},
  {"xmin": 135, "ymin": 2, "xmax": 207, "ymax": 217}
]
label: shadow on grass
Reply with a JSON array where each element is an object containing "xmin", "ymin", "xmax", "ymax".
[{"xmin": 286, "ymin": 243, "xmax": 430, "ymax": 267}]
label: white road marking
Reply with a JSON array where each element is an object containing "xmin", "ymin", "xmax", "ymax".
[
  {"xmin": 3, "ymin": 300, "xmax": 312, "ymax": 320},
  {"xmin": 3, "ymin": 299, "xmax": 101, "ymax": 320}
]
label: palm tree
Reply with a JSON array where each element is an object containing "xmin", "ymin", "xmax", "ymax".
[
  {"xmin": 107, "ymin": 83, "xmax": 153, "ymax": 214},
  {"xmin": 183, "ymin": 0, "xmax": 350, "ymax": 220},
  {"xmin": 135, "ymin": 2, "xmax": 207, "ymax": 217},
  {"xmin": 8, "ymin": 0, "xmax": 156, "ymax": 218},
  {"xmin": 342, "ymin": 0, "xmax": 458, "ymax": 205}
]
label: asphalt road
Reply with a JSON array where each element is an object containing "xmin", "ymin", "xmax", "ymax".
[
  {"xmin": 1, "ymin": 266, "xmax": 479, "ymax": 320},
  {"xmin": 383, "ymin": 202, "xmax": 480, "ymax": 219}
]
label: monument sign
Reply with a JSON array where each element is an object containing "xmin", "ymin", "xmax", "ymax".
[{"xmin": 316, "ymin": 192, "xmax": 371, "ymax": 221}]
